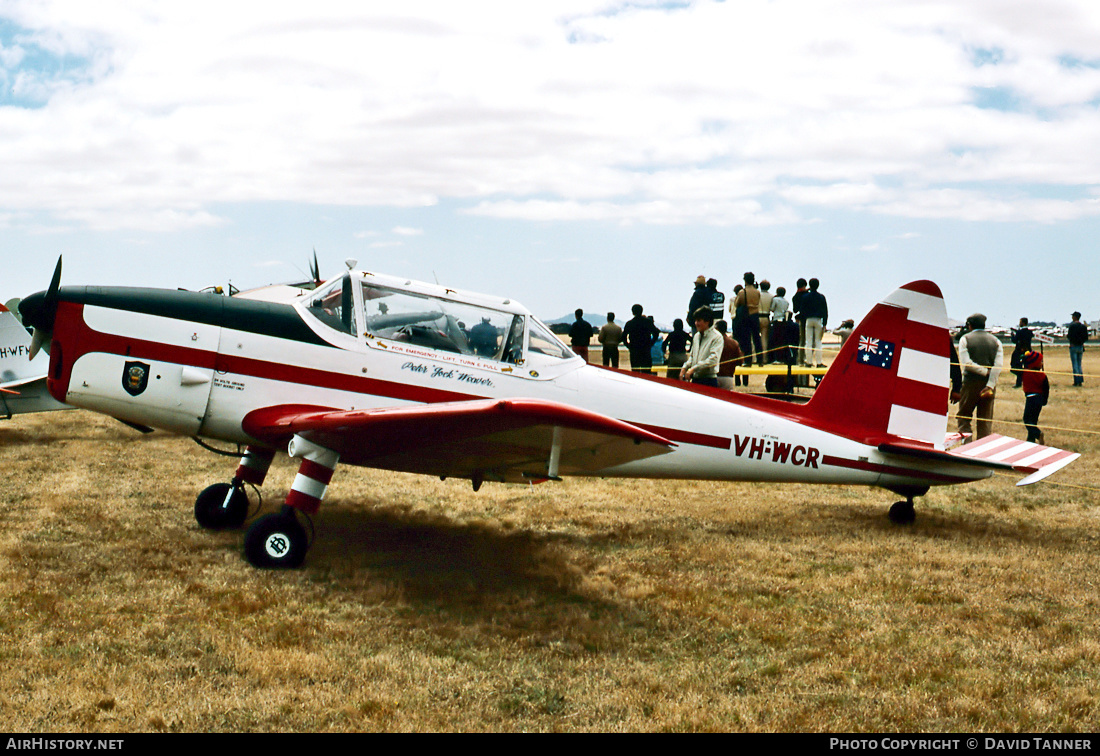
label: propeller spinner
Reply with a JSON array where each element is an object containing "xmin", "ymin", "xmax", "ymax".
[{"xmin": 19, "ymin": 256, "xmax": 62, "ymax": 360}]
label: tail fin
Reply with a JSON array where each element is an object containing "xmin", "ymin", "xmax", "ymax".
[
  {"xmin": 0, "ymin": 302, "xmax": 49, "ymax": 388},
  {"xmin": 0, "ymin": 302, "xmax": 68, "ymax": 417},
  {"xmin": 803, "ymin": 281, "xmax": 951, "ymax": 449}
]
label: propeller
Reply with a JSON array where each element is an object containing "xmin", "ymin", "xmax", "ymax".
[
  {"xmin": 309, "ymin": 248, "xmax": 321, "ymax": 286},
  {"xmin": 19, "ymin": 256, "xmax": 62, "ymax": 360}
]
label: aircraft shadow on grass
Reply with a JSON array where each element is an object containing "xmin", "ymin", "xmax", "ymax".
[{"xmin": 303, "ymin": 503, "xmax": 588, "ymax": 597}]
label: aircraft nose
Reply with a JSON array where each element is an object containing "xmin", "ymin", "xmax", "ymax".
[
  {"xmin": 19, "ymin": 291, "xmax": 50, "ymax": 331},
  {"xmin": 18, "ymin": 292, "xmax": 50, "ymax": 330}
]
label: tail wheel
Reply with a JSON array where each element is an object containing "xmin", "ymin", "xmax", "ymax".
[
  {"xmin": 194, "ymin": 483, "xmax": 249, "ymax": 530},
  {"xmin": 244, "ymin": 509, "xmax": 308, "ymax": 569},
  {"xmin": 888, "ymin": 500, "xmax": 916, "ymax": 525}
]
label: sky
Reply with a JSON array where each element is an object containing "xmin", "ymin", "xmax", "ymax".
[{"xmin": 3, "ymin": 0, "xmax": 1100, "ymax": 327}]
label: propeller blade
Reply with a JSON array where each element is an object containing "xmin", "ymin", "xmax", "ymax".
[
  {"xmin": 19, "ymin": 256, "xmax": 63, "ymax": 358},
  {"xmin": 310, "ymin": 248, "xmax": 320, "ymax": 284},
  {"xmin": 28, "ymin": 328, "xmax": 47, "ymax": 361},
  {"xmin": 46, "ymin": 256, "xmax": 62, "ymax": 301}
]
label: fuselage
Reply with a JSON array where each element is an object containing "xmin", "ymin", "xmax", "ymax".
[{"xmin": 30, "ymin": 270, "xmax": 990, "ymax": 493}]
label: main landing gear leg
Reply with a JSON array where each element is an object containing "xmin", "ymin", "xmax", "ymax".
[
  {"xmin": 244, "ymin": 436, "xmax": 340, "ymax": 569},
  {"xmin": 194, "ymin": 446, "xmax": 275, "ymax": 530}
]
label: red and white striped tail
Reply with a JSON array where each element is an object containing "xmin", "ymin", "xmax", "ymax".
[
  {"xmin": 805, "ymin": 281, "xmax": 951, "ymax": 448},
  {"xmin": 950, "ymin": 434, "xmax": 1080, "ymax": 486}
]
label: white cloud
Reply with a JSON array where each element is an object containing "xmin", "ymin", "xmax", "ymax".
[{"xmin": 1, "ymin": 0, "xmax": 1100, "ymax": 230}]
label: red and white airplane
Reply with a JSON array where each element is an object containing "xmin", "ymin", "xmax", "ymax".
[
  {"xmin": 19, "ymin": 258, "xmax": 1079, "ymax": 568},
  {"xmin": 1, "ymin": 300, "xmax": 69, "ymax": 418}
]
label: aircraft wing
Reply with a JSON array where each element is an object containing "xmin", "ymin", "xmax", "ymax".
[
  {"xmin": 242, "ymin": 398, "xmax": 676, "ymax": 484},
  {"xmin": 879, "ymin": 434, "xmax": 1079, "ymax": 486}
]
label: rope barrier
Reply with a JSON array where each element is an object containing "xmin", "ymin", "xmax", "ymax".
[
  {"xmin": 991, "ymin": 471, "xmax": 1100, "ymax": 494},
  {"xmin": 947, "ymin": 411, "xmax": 1100, "ymax": 438}
]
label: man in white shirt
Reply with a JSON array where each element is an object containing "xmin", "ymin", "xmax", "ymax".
[{"xmin": 680, "ymin": 307, "xmax": 724, "ymax": 388}]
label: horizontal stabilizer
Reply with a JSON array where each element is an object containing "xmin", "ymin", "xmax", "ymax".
[
  {"xmin": 949, "ymin": 434, "xmax": 1080, "ymax": 486},
  {"xmin": 878, "ymin": 438, "xmax": 1013, "ymax": 471}
]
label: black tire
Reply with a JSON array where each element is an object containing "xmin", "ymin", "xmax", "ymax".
[
  {"xmin": 888, "ymin": 500, "xmax": 916, "ymax": 525},
  {"xmin": 194, "ymin": 483, "xmax": 249, "ymax": 530},
  {"xmin": 243, "ymin": 511, "xmax": 308, "ymax": 569}
]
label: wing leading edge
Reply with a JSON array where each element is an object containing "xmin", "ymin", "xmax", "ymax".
[{"xmin": 242, "ymin": 398, "xmax": 675, "ymax": 484}]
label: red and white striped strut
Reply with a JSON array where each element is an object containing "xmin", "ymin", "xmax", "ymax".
[
  {"xmin": 234, "ymin": 446, "xmax": 275, "ymax": 487},
  {"xmin": 284, "ymin": 436, "xmax": 340, "ymax": 514}
]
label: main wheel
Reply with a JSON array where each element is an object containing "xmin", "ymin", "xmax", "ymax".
[
  {"xmin": 244, "ymin": 511, "xmax": 308, "ymax": 568},
  {"xmin": 888, "ymin": 500, "xmax": 916, "ymax": 525},
  {"xmin": 194, "ymin": 483, "xmax": 249, "ymax": 530}
]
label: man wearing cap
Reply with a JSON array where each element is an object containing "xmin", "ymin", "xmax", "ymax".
[
  {"xmin": 687, "ymin": 276, "xmax": 711, "ymax": 332},
  {"xmin": 1068, "ymin": 311, "xmax": 1088, "ymax": 386},
  {"xmin": 957, "ymin": 313, "xmax": 1004, "ymax": 440}
]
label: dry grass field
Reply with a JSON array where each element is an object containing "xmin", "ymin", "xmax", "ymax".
[{"xmin": 1, "ymin": 347, "xmax": 1098, "ymax": 732}]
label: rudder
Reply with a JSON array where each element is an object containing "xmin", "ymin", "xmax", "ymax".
[{"xmin": 802, "ymin": 281, "xmax": 951, "ymax": 449}]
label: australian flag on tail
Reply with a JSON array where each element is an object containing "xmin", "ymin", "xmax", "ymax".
[{"xmin": 857, "ymin": 335, "xmax": 895, "ymax": 369}]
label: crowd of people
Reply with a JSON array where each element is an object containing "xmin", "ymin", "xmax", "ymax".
[
  {"xmin": 569, "ymin": 272, "xmax": 831, "ymax": 385},
  {"xmin": 568, "ymin": 279, "xmax": 1090, "ymax": 448},
  {"xmin": 951, "ymin": 310, "xmax": 1088, "ymax": 446}
]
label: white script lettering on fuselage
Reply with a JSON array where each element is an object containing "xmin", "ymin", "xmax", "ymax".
[{"xmin": 401, "ymin": 361, "xmax": 495, "ymax": 389}]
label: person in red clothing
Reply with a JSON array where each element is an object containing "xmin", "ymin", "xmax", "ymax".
[
  {"xmin": 1020, "ymin": 350, "xmax": 1049, "ymax": 444},
  {"xmin": 714, "ymin": 320, "xmax": 744, "ymax": 389}
]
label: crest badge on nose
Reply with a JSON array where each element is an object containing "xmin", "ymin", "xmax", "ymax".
[{"xmin": 123, "ymin": 361, "xmax": 150, "ymax": 396}]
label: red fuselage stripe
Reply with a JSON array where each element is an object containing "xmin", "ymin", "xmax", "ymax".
[
  {"xmin": 632, "ymin": 422, "xmax": 732, "ymax": 450},
  {"xmin": 822, "ymin": 455, "xmax": 974, "ymax": 483}
]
